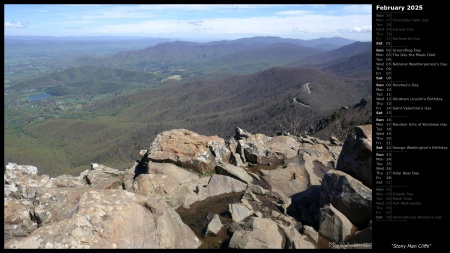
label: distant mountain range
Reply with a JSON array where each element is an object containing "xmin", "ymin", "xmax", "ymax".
[
  {"xmin": 4, "ymin": 35, "xmax": 371, "ymax": 176},
  {"xmin": 13, "ymin": 36, "xmax": 369, "ymax": 94},
  {"xmin": 103, "ymin": 36, "xmax": 358, "ymax": 67},
  {"xmin": 277, "ymin": 41, "xmax": 372, "ymax": 79},
  {"xmin": 11, "ymin": 66, "xmax": 161, "ymax": 95},
  {"xmin": 205, "ymin": 36, "xmax": 356, "ymax": 49},
  {"xmin": 288, "ymin": 41, "xmax": 372, "ymax": 67}
]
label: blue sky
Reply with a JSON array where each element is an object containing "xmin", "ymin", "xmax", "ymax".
[{"xmin": 4, "ymin": 4, "xmax": 372, "ymax": 42}]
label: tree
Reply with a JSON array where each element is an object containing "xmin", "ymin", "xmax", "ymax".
[
  {"xmin": 323, "ymin": 117, "xmax": 351, "ymax": 141},
  {"xmin": 274, "ymin": 108, "xmax": 316, "ymax": 136}
]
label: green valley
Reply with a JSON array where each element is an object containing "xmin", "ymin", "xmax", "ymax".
[{"xmin": 4, "ymin": 36, "xmax": 372, "ymax": 177}]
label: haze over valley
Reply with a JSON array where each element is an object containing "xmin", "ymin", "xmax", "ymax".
[
  {"xmin": 4, "ymin": 35, "xmax": 372, "ymax": 176},
  {"xmin": 5, "ymin": 4, "xmax": 372, "ymax": 176}
]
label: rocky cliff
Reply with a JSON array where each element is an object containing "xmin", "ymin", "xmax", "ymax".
[{"xmin": 4, "ymin": 125, "xmax": 372, "ymax": 249}]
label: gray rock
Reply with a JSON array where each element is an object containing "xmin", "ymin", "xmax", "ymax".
[
  {"xmin": 347, "ymin": 225, "xmax": 372, "ymax": 244},
  {"xmin": 149, "ymin": 162, "xmax": 199, "ymax": 185},
  {"xmin": 148, "ymin": 129, "xmax": 230, "ymax": 173},
  {"xmin": 215, "ymin": 163, "xmax": 253, "ymax": 184},
  {"xmin": 261, "ymin": 160, "xmax": 309, "ymax": 200},
  {"xmin": 248, "ymin": 184, "xmax": 267, "ymax": 195},
  {"xmin": 5, "ymin": 190, "xmax": 201, "ymax": 249},
  {"xmin": 336, "ymin": 125, "xmax": 372, "ymax": 189},
  {"xmin": 83, "ymin": 164, "xmax": 124, "ymax": 190},
  {"xmin": 320, "ymin": 170, "xmax": 372, "ymax": 228},
  {"xmin": 205, "ymin": 214, "xmax": 223, "ymax": 235},
  {"xmin": 235, "ymin": 127, "xmax": 251, "ymax": 139},
  {"xmin": 183, "ymin": 174, "xmax": 247, "ymax": 209},
  {"xmin": 278, "ymin": 223, "xmax": 316, "ymax": 249},
  {"xmin": 4, "ymin": 198, "xmax": 38, "ymax": 241},
  {"xmin": 318, "ymin": 204, "xmax": 356, "ymax": 243},
  {"xmin": 229, "ymin": 203, "xmax": 254, "ymax": 222},
  {"xmin": 243, "ymin": 134, "xmax": 300, "ymax": 165},
  {"xmin": 132, "ymin": 173, "xmax": 180, "ymax": 198},
  {"xmin": 302, "ymin": 225, "xmax": 319, "ymax": 245},
  {"xmin": 208, "ymin": 141, "xmax": 231, "ymax": 164},
  {"xmin": 228, "ymin": 217, "xmax": 283, "ymax": 249}
]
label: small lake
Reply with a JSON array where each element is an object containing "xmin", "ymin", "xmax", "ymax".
[{"xmin": 28, "ymin": 93, "xmax": 53, "ymax": 101}]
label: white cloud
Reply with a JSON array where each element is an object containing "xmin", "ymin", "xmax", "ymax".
[
  {"xmin": 343, "ymin": 5, "xmax": 372, "ymax": 14},
  {"xmin": 292, "ymin": 27, "xmax": 310, "ymax": 34},
  {"xmin": 4, "ymin": 5, "xmax": 371, "ymax": 40},
  {"xmin": 96, "ymin": 13, "xmax": 371, "ymax": 41},
  {"xmin": 349, "ymin": 25, "xmax": 372, "ymax": 33},
  {"xmin": 276, "ymin": 10, "xmax": 310, "ymax": 16},
  {"xmin": 187, "ymin": 20, "xmax": 204, "ymax": 26},
  {"xmin": 5, "ymin": 21, "xmax": 28, "ymax": 28}
]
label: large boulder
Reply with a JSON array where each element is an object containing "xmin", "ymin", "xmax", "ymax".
[
  {"xmin": 347, "ymin": 224, "xmax": 372, "ymax": 244},
  {"xmin": 261, "ymin": 162, "xmax": 310, "ymax": 201},
  {"xmin": 183, "ymin": 174, "xmax": 247, "ymax": 209},
  {"xmin": 336, "ymin": 125, "xmax": 372, "ymax": 188},
  {"xmin": 4, "ymin": 163, "xmax": 89, "ymax": 244},
  {"xmin": 228, "ymin": 217, "xmax": 283, "ymax": 249},
  {"xmin": 215, "ymin": 163, "xmax": 253, "ymax": 184},
  {"xmin": 320, "ymin": 170, "xmax": 372, "ymax": 228},
  {"xmin": 287, "ymin": 186, "xmax": 322, "ymax": 227},
  {"xmin": 132, "ymin": 173, "xmax": 180, "ymax": 198},
  {"xmin": 297, "ymin": 145, "xmax": 337, "ymax": 186},
  {"xmin": 5, "ymin": 190, "xmax": 201, "ymax": 249},
  {"xmin": 4, "ymin": 163, "xmax": 50, "ymax": 199},
  {"xmin": 84, "ymin": 163, "xmax": 124, "ymax": 190},
  {"xmin": 318, "ymin": 204, "xmax": 357, "ymax": 244},
  {"xmin": 242, "ymin": 134, "xmax": 301, "ymax": 165},
  {"xmin": 278, "ymin": 223, "xmax": 316, "ymax": 249},
  {"xmin": 148, "ymin": 162, "xmax": 199, "ymax": 185},
  {"xmin": 4, "ymin": 198, "xmax": 38, "ymax": 241},
  {"xmin": 134, "ymin": 175, "xmax": 207, "ymax": 210},
  {"xmin": 148, "ymin": 129, "xmax": 230, "ymax": 174},
  {"xmin": 31, "ymin": 186, "xmax": 87, "ymax": 225}
]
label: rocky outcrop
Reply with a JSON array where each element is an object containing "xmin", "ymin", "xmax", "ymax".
[
  {"xmin": 234, "ymin": 126, "xmax": 251, "ymax": 139},
  {"xmin": 5, "ymin": 125, "xmax": 372, "ymax": 249},
  {"xmin": 336, "ymin": 125, "xmax": 372, "ymax": 188},
  {"xmin": 183, "ymin": 174, "xmax": 247, "ymax": 209},
  {"xmin": 147, "ymin": 129, "xmax": 230, "ymax": 174},
  {"xmin": 4, "ymin": 198, "xmax": 38, "ymax": 241},
  {"xmin": 319, "ymin": 169, "xmax": 372, "ymax": 228},
  {"xmin": 4, "ymin": 161, "xmax": 201, "ymax": 249},
  {"xmin": 130, "ymin": 161, "xmax": 201, "ymax": 208},
  {"xmin": 243, "ymin": 134, "xmax": 301, "ymax": 165},
  {"xmin": 226, "ymin": 137, "xmax": 246, "ymax": 167},
  {"xmin": 85, "ymin": 163, "xmax": 124, "ymax": 190},
  {"xmin": 4, "ymin": 163, "xmax": 90, "ymax": 243},
  {"xmin": 5, "ymin": 190, "xmax": 201, "ymax": 249}
]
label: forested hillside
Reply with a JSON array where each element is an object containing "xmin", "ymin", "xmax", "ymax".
[{"xmin": 4, "ymin": 36, "xmax": 371, "ymax": 177}]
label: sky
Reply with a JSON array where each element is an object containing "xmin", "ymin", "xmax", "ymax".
[{"xmin": 4, "ymin": 4, "xmax": 372, "ymax": 42}]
